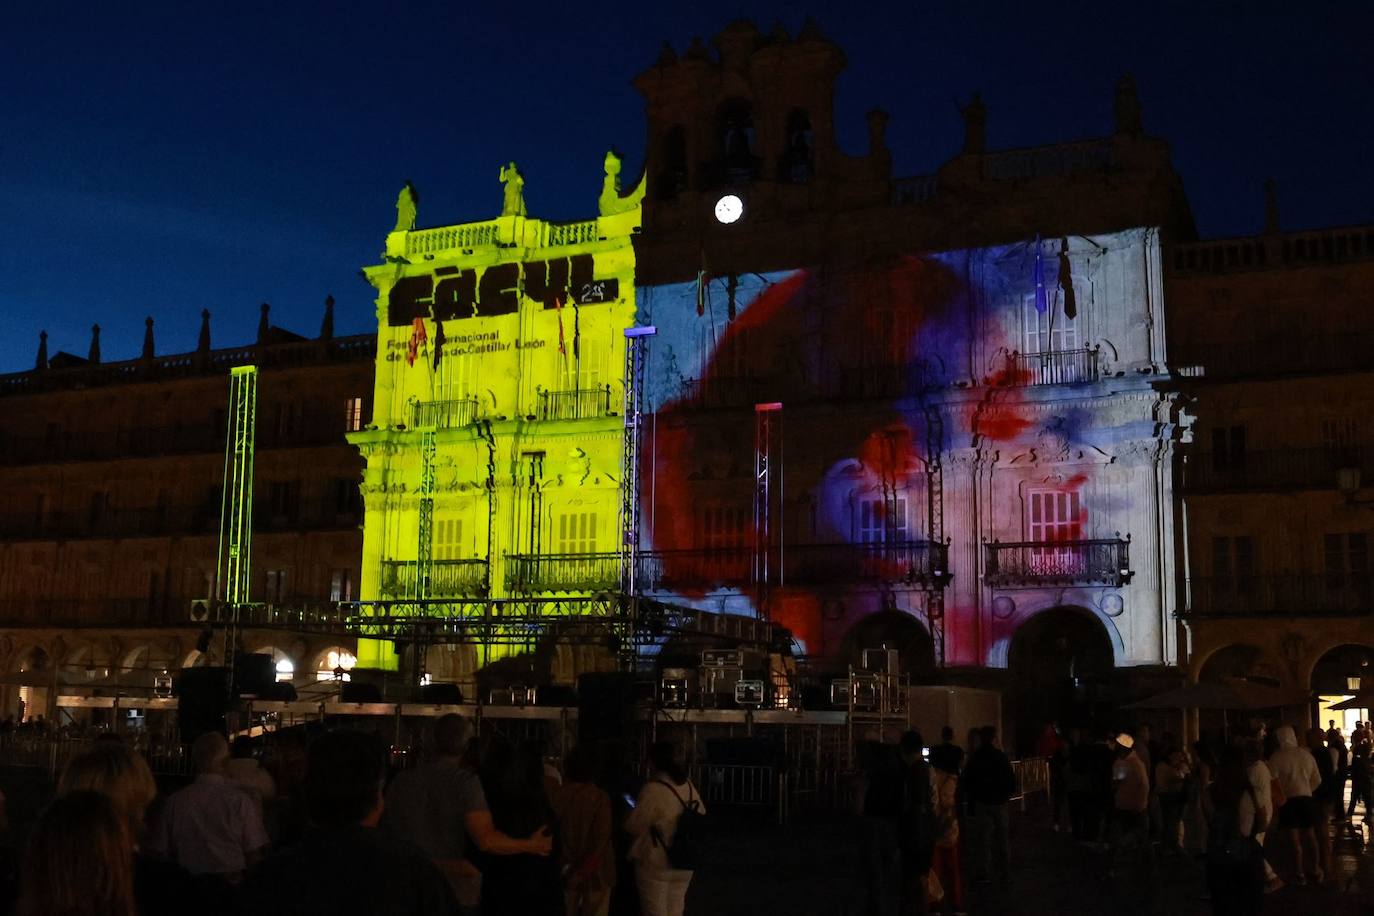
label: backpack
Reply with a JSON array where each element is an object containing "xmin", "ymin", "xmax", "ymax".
[
  {"xmin": 651, "ymin": 780, "xmax": 706, "ymax": 871},
  {"xmin": 1206, "ymin": 786, "xmax": 1262, "ymax": 867}
]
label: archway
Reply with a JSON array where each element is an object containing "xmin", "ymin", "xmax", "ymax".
[
  {"xmin": 838, "ymin": 610, "xmax": 936, "ymax": 682},
  {"xmin": 1197, "ymin": 643, "xmax": 1281, "ymax": 685},
  {"xmin": 1310, "ymin": 644, "xmax": 1374, "ymax": 737},
  {"xmin": 1006, "ymin": 607, "xmax": 1115, "ymax": 754},
  {"xmin": 12, "ymin": 646, "xmax": 51, "ymax": 721},
  {"xmin": 310, "ymin": 646, "xmax": 358, "ymax": 683}
]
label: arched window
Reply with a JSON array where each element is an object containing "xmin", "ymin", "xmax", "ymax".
[
  {"xmin": 718, "ymin": 99, "xmax": 759, "ymax": 185},
  {"xmin": 315, "ymin": 648, "xmax": 357, "ymax": 682},
  {"xmin": 779, "ymin": 110, "xmax": 813, "ymax": 183},
  {"xmin": 656, "ymin": 125, "xmax": 688, "ymax": 199}
]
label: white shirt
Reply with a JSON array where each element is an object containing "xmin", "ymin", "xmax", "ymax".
[
  {"xmin": 149, "ymin": 773, "xmax": 269, "ymax": 875},
  {"xmin": 1246, "ymin": 760, "xmax": 1273, "ymax": 823},
  {"xmin": 624, "ymin": 774, "xmax": 705, "ymax": 872}
]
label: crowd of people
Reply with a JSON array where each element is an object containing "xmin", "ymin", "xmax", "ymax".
[
  {"xmin": 1037, "ymin": 718, "xmax": 1372, "ymax": 915},
  {"xmin": 7, "ymin": 720, "xmax": 706, "ymax": 916}
]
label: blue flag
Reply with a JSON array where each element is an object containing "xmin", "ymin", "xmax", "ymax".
[{"xmin": 1033, "ymin": 235, "xmax": 1048, "ymax": 314}]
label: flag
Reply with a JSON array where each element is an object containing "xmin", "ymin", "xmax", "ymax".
[
  {"xmin": 555, "ymin": 297, "xmax": 567, "ymax": 357},
  {"xmin": 572, "ymin": 298, "xmax": 581, "ymax": 360},
  {"xmin": 1033, "ymin": 235, "xmax": 1048, "ymax": 314},
  {"xmin": 696, "ymin": 269, "xmax": 707, "ymax": 317},
  {"xmin": 432, "ymin": 314, "xmax": 446, "ymax": 368},
  {"xmin": 407, "ymin": 317, "xmax": 427, "ymax": 366}
]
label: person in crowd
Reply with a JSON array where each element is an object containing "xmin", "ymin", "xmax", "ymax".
[
  {"xmin": 625, "ymin": 741, "xmax": 705, "ymax": 916},
  {"xmin": 1066, "ymin": 728, "xmax": 1094, "ymax": 842},
  {"xmin": 239, "ymin": 729, "xmax": 460, "ymax": 915},
  {"xmin": 17, "ymin": 790, "xmax": 137, "ymax": 916},
  {"xmin": 1154, "ymin": 746, "xmax": 1189, "ymax": 855},
  {"xmin": 1326, "ymin": 720, "xmax": 1342, "ymax": 747},
  {"xmin": 1329, "ymin": 729, "xmax": 1349, "ymax": 823},
  {"xmin": 1036, "ymin": 722, "xmax": 1068, "ymax": 832},
  {"xmin": 225, "ymin": 736, "xmax": 275, "ymax": 806},
  {"xmin": 929, "ymin": 726, "xmax": 963, "ymax": 777},
  {"xmin": 1241, "ymin": 737, "xmax": 1281, "ymax": 893},
  {"xmin": 857, "ymin": 741, "xmax": 903, "ymax": 916},
  {"xmin": 893, "ymin": 731, "xmax": 936, "ymax": 915},
  {"xmin": 147, "ymin": 731, "xmax": 269, "ymax": 884},
  {"xmin": 1305, "ymin": 726, "xmax": 1336, "ymax": 882},
  {"xmin": 1266, "ymin": 725, "xmax": 1322, "ymax": 884},
  {"xmin": 1183, "ymin": 742, "xmax": 1216, "ymax": 859},
  {"xmin": 59, "ymin": 741, "xmax": 220, "ymax": 916},
  {"xmin": 1110, "ymin": 733, "xmax": 1150, "ymax": 847},
  {"xmin": 477, "ymin": 735, "xmax": 562, "ymax": 916},
  {"xmin": 962, "ymin": 725, "xmax": 1014, "ymax": 885},
  {"xmin": 1349, "ymin": 727, "xmax": 1372, "ymax": 820},
  {"xmin": 1204, "ymin": 745, "xmax": 1264, "ymax": 916},
  {"xmin": 385, "ymin": 715, "xmax": 552, "ymax": 915},
  {"xmin": 553, "ymin": 746, "xmax": 615, "ymax": 916},
  {"xmin": 929, "ymin": 740, "xmax": 963, "ymax": 915}
]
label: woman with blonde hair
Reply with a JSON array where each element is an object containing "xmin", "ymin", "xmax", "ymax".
[
  {"xmin": 17, "ymin": 790, "xmax": 137, "ymax": 916},
  {"xmin": 59, "ymin": 741, "xmax": 157, "ymax": 838}
]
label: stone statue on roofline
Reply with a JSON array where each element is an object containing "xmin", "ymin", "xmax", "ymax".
[
  {"xmin": 499, "ymin": 162, "xmax": 526, "ymax": 217},
  {"xmin": 394, "ymin": 181, "xmax": 419, "ymax": 232}
]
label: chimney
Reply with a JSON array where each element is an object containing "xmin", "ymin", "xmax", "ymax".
[
  {"xmin": 1264, "ymin": 178, "xmax": 1280, "ymax": 234},
  {"xmin": 257, "ymin": 303, "xmax": 270, "ymax": 345},
  {"xmin": 1114, "ymin": 75, "xmax": 1143, "ymax": 136},
  {"xmin": 320, "ymin": 295, "xmax": 335, "ymax": 340},
  {"xmin": 141, "ymin": 317, "xmax": 155, "ymax": 360},
  {"xmin": 961, "ymin": 92, "xmax": 987, "ymax": 154},
  {"xmin": 88, "ymin": 325, "xmax": 101, "ymax": 364},
  {"xmin": 35, "ymin": 331, "xmax": 48, "ymax": 371},
  {"xmin": 198, "ymin": 309, "xmax": 212, "ymax": 353}
]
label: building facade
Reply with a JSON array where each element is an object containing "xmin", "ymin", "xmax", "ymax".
[
  {"xmin": 0, "ymin": 309, "xmax": 373, "ymax": 720},
  {"xmin": 1169, "ymin": 216, "xmax": 1374, "ymax": 727}
]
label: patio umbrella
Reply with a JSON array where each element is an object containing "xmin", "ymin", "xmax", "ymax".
[
  {"xmin": 1124, "ymin": 679, "xmax": 1309, "ymax": 711},
  {"xmin": 1328, "ymin": 689, "xmax": 1374, "ymax": 711}
]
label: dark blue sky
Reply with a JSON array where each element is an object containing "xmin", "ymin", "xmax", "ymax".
[{"xmin": 2, "ymin": 1, "xmax": 1369, "ymax": 372}]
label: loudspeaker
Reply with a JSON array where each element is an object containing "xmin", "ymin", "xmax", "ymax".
[
  {"xmin": 419, "ymin": 683, "xmax": 464, "ymax": 705},
  {"xmin": 577, "ymin": 672, "xmax": 637, "ymax": 743},
  {"xmin": 340, "ymin": 681, "xmax": 383, "ymax": 704},
  {"xmin": 176, "ymin": 667, "xmax": 229, "ymax": 744},
  {"xmin": 234, "ymin": 653, "xmax": 276, "ymax": 697}
]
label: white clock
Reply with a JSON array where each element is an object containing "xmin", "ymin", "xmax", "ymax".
[{"xmin": 714, "ymin": 194, "xmax": 744, "ymax": 224}]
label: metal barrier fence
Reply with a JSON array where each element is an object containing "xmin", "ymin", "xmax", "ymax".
[{"xmin": 0, "ymin": 735, "xmax": 191, "ymax": 779}]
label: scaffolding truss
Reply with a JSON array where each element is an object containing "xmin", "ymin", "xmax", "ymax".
[{"xmin": 216, "ymin": 366, "xmax": 257, "ymax": 674}]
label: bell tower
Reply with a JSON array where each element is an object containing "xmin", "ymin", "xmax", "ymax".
[{"xmin": 634, "ymin": 20, "xmax": 891, "ymax": 282}]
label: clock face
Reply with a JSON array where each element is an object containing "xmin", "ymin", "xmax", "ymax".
[{"xmin": 714, "ymin": 194, "xmax": 744, "ymax": 224}]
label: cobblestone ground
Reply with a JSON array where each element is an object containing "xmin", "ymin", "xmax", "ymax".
[{"xmin": 688, "ymin": 800, "xmax": 1374, "ymax": 916}]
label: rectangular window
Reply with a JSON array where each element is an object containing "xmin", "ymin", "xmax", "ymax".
[
  {"xmin": 334, "ymin": 479, "xmax": 360, "ymax": 516},
  {"xmin": 265, "ymin": 569, "xmax": 288, "ymax": 604},
  {"xmin": 344, "ymin": 397, "xmax": 364, "ymax": 433},
  {"xmin": 1023, "ymin": 295, "xmax": 1079, "ymax": 354},
  {"xmin": 557, "ymin": 512, "xmax": 598, "ymax": 554},
  {"xmin": 857, "ymin": 496, "xmax": 908, "ymax": 543},
  {"xmin": 329, "ymin": 569, "xmax": 353, "ymax": 603},
  {"xmin": 275, "ymin": 402, "xmax": 302, "ymax": 441},
  {"xmin": 1213, "ymin": 536, "xmax": 1254, "ymax": 592},
  {"xmin": 269, "ymin": 481, "xmax": 300, "ymax": 519},
  {"xmin": 1210, "ymin": 426, "xmax": 1248, "ymax": 471},
  {"xmin": 87, "ymin": 491, "xmax": 108, "ymax": 528},
  {"xmin": 1322, "ymin": 416, "xmax": 1359, "ymax": 468},
  {"xmin": 1325, "ymin": 533, "xmax": 1369, "ymax": 590},
  {"xmin": 435, "ymin": 518, "xmax": 463, "ymax": 561},
  {"xmin": 697, "ymin": 506, "xmax": 747, "ymax": 550},
  {"xmin": 1027, "ymin": 489, "xmax": 1083, "ymax": 575}
]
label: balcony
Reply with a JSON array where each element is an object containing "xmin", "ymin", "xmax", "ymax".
[
  {"xmin": 783, "ymin": 542, "xmax": 950, "ymax": 586},
  {"xmin": 411, "ymin": 398, "xmax": 483, "ymax": 430},
  {"xmin": 984, "ymin": 538, "xmax": 1131, "ymax": 588},
  {"xmin": 1185, "ymin": 575, "xmax": 1374, "ymax": 618},
  {"xmin": 1002, "ymin": 348, "xmax": 1099, "ymax": 386},
  {"xmin": 1183, "ymin": 447, "xmax": 1369, "ymax": 493},
  {"xmin": 837, "ymin": 362, "xmax": 943, "ymax": 400},
  {"xmin": 537, "ymin": 386, "xmax": 614, "ymax": 421},
  {"xmin": 676, "ymin": 376, "xmax": 771, "ymax": 411},
  {"xmin": 379, "ymin": 559, "xmax": 488, "ymax": 598},
  {"xmin": 637, "ymin": 550, "xmax": 750, "ymax": 592},
  {"xmin": 506, "ymin": 553, "xmax": 620, "ymax": 593}
]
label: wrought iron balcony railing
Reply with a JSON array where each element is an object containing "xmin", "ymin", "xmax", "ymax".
[
  {"xmin": 836, "ymin": 362, "xmax": 943, "ymax": 400},
  {"xmin": 1003, "ymin": 348, "xmax": 1099, "ymax": 386},
  {"xmin": 782, "ymin": 541, "xmax": 950, "ymax": 586},
  {"xmin": 636, "ymin": 550, "xmax": 750, "ymax": 592},
  {"xmin": 411, "ymin": 398, "xmax": 483, "ymax": 430},
  {"xmin": 379, "ymin": 559, "xmax": 489, "ymax": 598},
  {"xmin": 506, "ymin": 553, "xmax": 620, "ymax": 593},
  {"xmin": 537, "ymin": 386, "xmax": 614, "ymax": 421},
  {"xmin": 1182, "ymin": 446, "xmax": 1368, "ymax": 493},
  {"xmin": 984, "ymin": 537, "xmax": 1131, "ymax": 588},
  {"xmin": 1184, "ymin": 575, "xmax": 1374, "ymax": 618}
]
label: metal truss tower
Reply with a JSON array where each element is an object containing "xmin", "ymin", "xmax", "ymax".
[
  {"xmin": 923, "ymin": 403, "xmax": 946, "ymax": 666},
  {"xmin": 753, "ymin": 402, "xmax": 783, "ymax": 619},
  {"xmin": 216, "ymin": 366, "xmax": 258, "ymax": 673},
  {"xmin": 619, "ymin": 327, "xmax": 655, "ymax": 597}
]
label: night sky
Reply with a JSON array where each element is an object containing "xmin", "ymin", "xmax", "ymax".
[{"xmin": 1, "ymin": 1, "xmax": 1369, "ymax": 372}]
